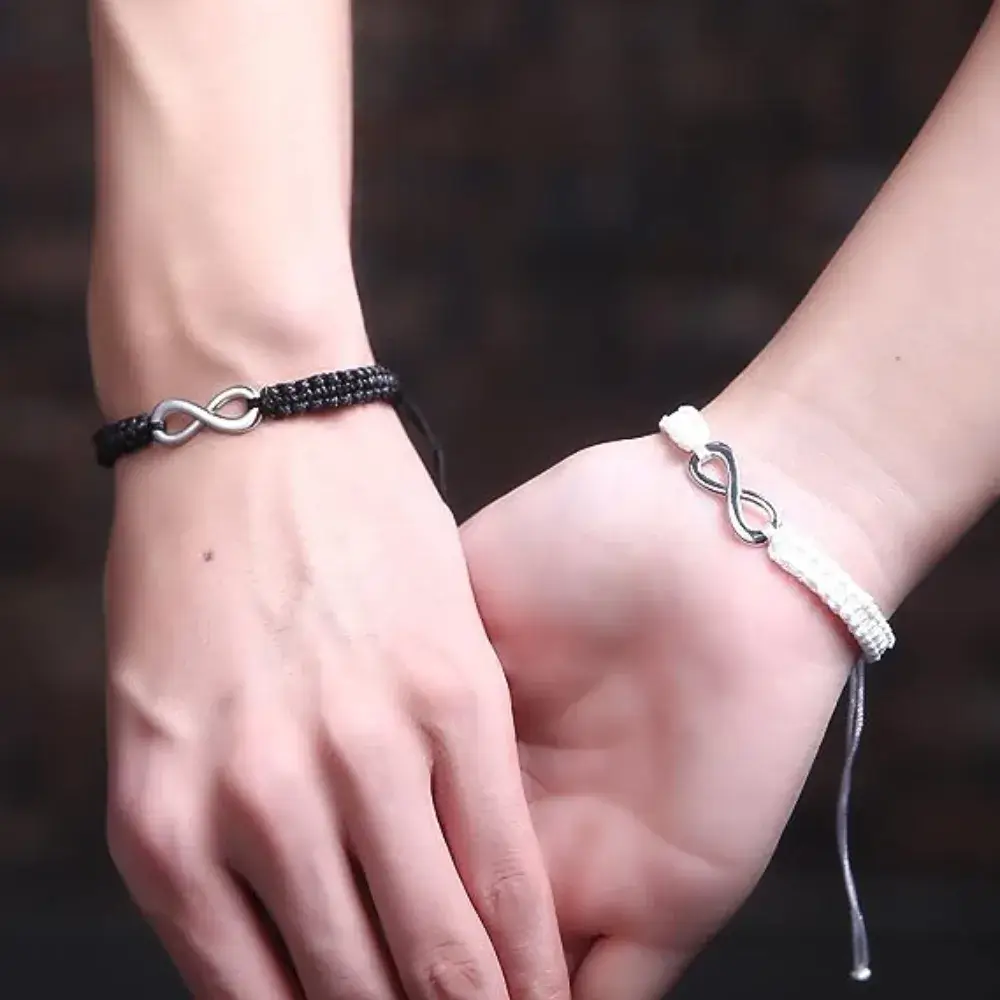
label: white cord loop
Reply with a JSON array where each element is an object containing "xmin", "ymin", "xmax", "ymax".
[
  {"xmin": 768, "ymin": 525, "xmax": 894, "ymax": 663},
  {"xmin": 660, "ymin": 405, "xmax": 895, "ymax": 982}
]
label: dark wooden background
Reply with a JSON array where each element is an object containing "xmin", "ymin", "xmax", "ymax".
[{"xmin": 1, "ymin": 1, "xmax": 998, "ymax": 996}]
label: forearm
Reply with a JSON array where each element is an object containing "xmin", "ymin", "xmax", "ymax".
[
  {"xmin": 88, "ymin": 0, "xmax": 368, "ymax": 418},
  {"xmin": 708, "ymin": 5, "xmax": 1000, "ymax": 612}
]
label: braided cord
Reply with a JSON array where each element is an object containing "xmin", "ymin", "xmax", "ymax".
[
  {"xmin": 93, "ymin": 364, "xmax": 402, "ymax": 469},
  {"xmin": 93, "ymin": 414, "xmax": 159, "ymax": 468},
  {"xmin": 257, "ymin": 366, "xmax": 400, "ymax": 419}
]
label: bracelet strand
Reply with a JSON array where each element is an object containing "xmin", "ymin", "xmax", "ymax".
[
  {"xmin": 92, "ymin": 363, "xmax": 446, "ymax": 496},
  {"xmin": 660, "ymin": 404, "xmax": 896, "ymax": 983},
  {"xmin": 95, "ymin": 364, "xmax": 399, "ymax": 468}
]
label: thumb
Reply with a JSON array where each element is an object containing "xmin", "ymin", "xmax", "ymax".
[{"xmin": 573, "ymin": 938, "xmax": 687, "ymax": 1000}]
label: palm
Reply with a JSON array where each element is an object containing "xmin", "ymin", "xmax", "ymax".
[{"xmin": 462, "ymin": 435, "xmax": 856, "ymax": 999}]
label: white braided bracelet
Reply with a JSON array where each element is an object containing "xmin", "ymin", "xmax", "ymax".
[{"xmin": 660, "ymin": 405, "xmax": 896, "ymax": 982}]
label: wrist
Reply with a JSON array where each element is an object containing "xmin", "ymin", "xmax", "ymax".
[
  {"xmin": 108, "ymin": 391, "xmax": 430, "ymax": 514},
  {"xmin": 88, "ymin": 0, "xmax": 361, "ymax": 417},
  {"xmin": 88, "ymin": 261, "xmax": 374, "ymax": 419}
]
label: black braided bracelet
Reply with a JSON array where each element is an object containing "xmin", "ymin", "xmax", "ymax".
[{"xmin": 92, "ymin": 365, "xmax": 445, "ymax": 491}]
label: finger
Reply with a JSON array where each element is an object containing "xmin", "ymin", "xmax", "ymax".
[
  {"xmin": 145, "ymin": 865, "xmax": 304, "ymax": 1000},
  {"xmin": 221, "ymin": 760, "xmax": 402, "ymax": 1000},
  {"xmin": 330, "ymin": 720, "xmax": 510, "ymax": 1000},
  {"xmin": 108, "ymin": 756, "xmax": 300, "ymax": 1000},
  {"xmin": 427, "ymin": 670, "xmax": 571, "ymax": 1000},
  {"xmin": 573, "ymin": 938, "xmax": 687, "ymax": 1000}
]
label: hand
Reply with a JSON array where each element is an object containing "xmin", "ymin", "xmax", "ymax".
[
  {"xmin": 103, "ymin": 404, "xmax": 569, "ymax": 1000},
  {"xmin": 462, "ymin": 422, "xmax": 867, "ymax": 999}
]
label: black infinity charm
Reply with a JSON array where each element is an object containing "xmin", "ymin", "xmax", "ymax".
[{"xmin": 687, "ymin": 441, "xmax": 780, "ymax": 545}]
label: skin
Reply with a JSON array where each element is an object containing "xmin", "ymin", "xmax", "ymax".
[
  {"xmin": 86, "ymin": 0, "xmax": 1000, "ymax": 997},
  {"xmin": 88, "ymin": 2, "xmax": 568, "ymax": 998},
  {"xmin": 463, "ymin": 5, "xmax": 1000, "ymax": 997}
]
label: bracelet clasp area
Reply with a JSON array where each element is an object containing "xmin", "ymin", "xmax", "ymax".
[{"xmin": 150, "ymin": 384, "xmax": 262, "ymax": 446}]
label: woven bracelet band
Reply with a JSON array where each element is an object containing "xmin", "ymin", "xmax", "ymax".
[
  {"xmin": 92, "ymin": 364, "xmax": 439, "ymax": 473},
  {"xmin": 660, "ymin": 405, "xmax": 896, "ymax": 983}
]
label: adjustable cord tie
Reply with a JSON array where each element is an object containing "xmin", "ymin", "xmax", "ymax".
[{"xmin": 661, "ymin": 405, "xmax": 894, "ymax": 983}]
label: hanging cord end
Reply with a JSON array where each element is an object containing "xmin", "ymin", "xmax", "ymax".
[{"xmin": 838, "ymin": 658, "xmax": 873, "ymax": 984}]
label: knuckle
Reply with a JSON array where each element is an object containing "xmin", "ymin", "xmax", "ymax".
[
  {"xmin": 420, "ymin": 662, "xmax": 509, "ymax": 734},
  {"xmin": 221, "ymin": 742, "xmax": 306, "ymax": 850},
  {"xmin": 321, "ymin": 693, "xmax": 413, "ymax": 786},
  {"xmin": 221, "ymin": 754, "xmax": 273, "ymax": 818},
  {"xmin": 480, "ymin": 860, "xmax": 539, "ymax": 926},
  {"xmin": 324, "ymin": 711, "xmax": 391, "ymax": 765},
  {"xmin": 412, "ymin": 940, "xmax": 490, "ymax": 1000},
  {"xmin": 423, "ymin": 674, "xmax": 480, "ymax": 731},
  {"xmin": 106, "ymin": 788, "xmax": 202, "ymax": 908},
  {"xmin": 420, "ymin": 669, "xmax": 513, "ymax": 763},
  {"xmin": 478, "ymin": 859, "xmax": 568, "ymax": 1000}
]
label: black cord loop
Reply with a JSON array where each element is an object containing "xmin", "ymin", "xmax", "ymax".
[{"xmin": 92, "ymin": 364, "xmax": 446, "ymax": 496}]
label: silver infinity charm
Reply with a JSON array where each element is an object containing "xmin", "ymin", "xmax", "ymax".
[
  {"xmin": 688, "ymin": 441, "xmax": 780, "ymax": 546},
  {"xmin": 150, "ymin": 385, "xmax": 262, "ymax": 446}
]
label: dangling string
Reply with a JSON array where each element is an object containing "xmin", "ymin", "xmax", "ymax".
[
  {"xmin": 397, "ymin": 395, "xmax": 448, "ymax": 499},
  {"xmin": 837, "ymin": 657, "xmax": 871, "ymax": 981}
]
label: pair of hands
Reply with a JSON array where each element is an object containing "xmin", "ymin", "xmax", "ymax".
[{"xmin": 103, "ymin": 399, "xmax": 857, "ymax": 1000}]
